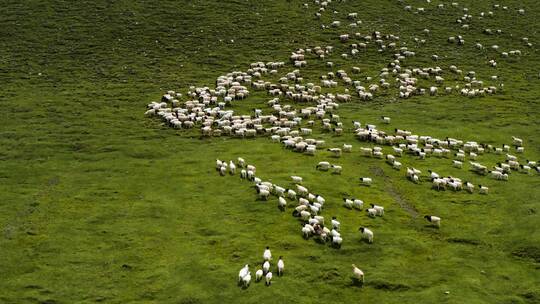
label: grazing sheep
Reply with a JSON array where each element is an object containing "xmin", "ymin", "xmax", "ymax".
[
  {"xmin": 343, "ymin": 144, "xmax": 352, "ymax": 152},
  {"xmin": 238, "ymin": 264, "xmax": 249, "ymax": 282},
  {"xmin": 343, "ymin": 198, "xmax": 354, "ymax": 209},
  {"xmin": 229, "ymin": 161, "xmax": 236, "ymax": 174},
  {"xmin": 291, "ymin": 175, "xmax": 303, "ymax": 184},
  {"xmin": 265, "ymin": 272, "xmax": 273, "ymax": 286},
  {"xmin": 263, "ymin": 247, "xmax": 272, "ymax": 261},
  {"xmin": 332, "ymin": 235, "xmax": 343, "ymax": 248},
  {"xmin": 359, "ymin": 227, "xmax": 374, "ymax": 243},
  {"xmin": 352, "ymin": 264, "xmax": 364, "ymax": 284},
  {"xmin": 359, "ymin": 177, "xmax": 372, "ymax": 186},
  {"xmin": 331, "ymin": 216, "xmax": 340, "ymax": 230},
  {"xmin": 479, "ymin": 185, "xmax": 489, "ymax": 194},
  {"xmin": 453, "ymin": 160, "xmax": 463, "ymax": 168},
  {"xmin": 237, "ymin": 157, "xmax": 245, "ymax": 168},
  {"xmin": 242, "ymin": 272, "xmax": 251, "ymax": 287},
  {"xmin": 328, "ymin": 148, "xmax": 342, "ymax": 157},
  {"xmin": 366, "ymin": 208, "xmax": 377, "ymax": 217},
  {"xmin": 277, "ymin": 257, "xmax": 284, "ymax": 276},
  {"xmin": 353, "ymin": 199, "xmax": 364, "ymax": 210},
  {"xmin": 296, "ymin": 185, "xmax": 309, "ymax": 196},
  {"xmin": 425, "ymin": 215, "xmax": 441, "ymax": 228},
  {"xmin": 255, "ymin": 269, "xmax": 263, "ymax": 282},
  {"xmin": 278, "ymin": 197, "xmax": 287, "ymax": 210},
  {"xmin": 381, "ymin": 116, "xmax": 391, "ymax": 124},
  {"xmin": 370, "ymin": 204, "xmax": 384, "ymax": 216},
  {"xmin": 331, "ymin": 165, "xmax": 342, "ymax": 174},
  {"xmin": 263, "ymin": 261, "xmax": 270, "ymax": 274},
  {"xmin": 316, "ymin": 161, "xmax": 331, "ymax": 171}
]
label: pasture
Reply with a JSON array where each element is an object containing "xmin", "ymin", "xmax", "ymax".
[{"xmin": 1, "ymin": 0, "xmax": 539, "ymax": 303}]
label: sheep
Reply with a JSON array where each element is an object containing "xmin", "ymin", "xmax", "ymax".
[
  {"xmin": 278, "ymin": 197, "xmax": 287, "ymax": 210},
  {"xmin": 238, "ymin": 264, "xmax": 249, "ymax": 282},
  {"xmin": 352, "ymin": 264, "xmax": 364, "ymax": 284},
  {"xmin": 247, "ymin": 165, "xmax": 256, "ymax": 173},
  {"xmin": 242, "ymin": 272, "xmax": 252, "ymax": 287},
  {"xmin": 331, "ymin": 165, "xmax": 342, "ymax": 174},
  {"xmin": 392, "ymin": 160, "xmax": 402, "ymax": 170},
  {"xmin": 291, "ymin": 176, "xmax": 303, "ymax": 184},
  {"xmin": 296, "ymin": 185, "xmax": 309, "ymax": 197},
  {"xmin": 229, "ymin": 161, "xmax": 236, "ymax": 174},
  {"xmin": 424, "ymin": 215, "xmax": 441, "ymax": 228},
  {"xmin": 343, "ymin": 144, "xmax": 352, "ymax": 152},
  {"xmin": 258, "ymin": 188, "xmax": 270, "ymax": 200},
  {"xmin": 343, "ymin": 198, "xmax": 354, "ymax": 209},
  {"xmin": 360, "ymin": 147, "xmax": 373, "ymax": 156},
  {"xmin": 370, "ymin": 204, "xmax": 384, "ymax": 216},
  {"xmin": 263, "ymin": 247, "xmax": 272, "ymax": 261},
  {"xmin": 265, "ymin": 272, "xmax": 273, "ymax": 286},
  {"xmin": 359, "ymin": 177, "xmax": 372, "ymax": 186},
  {"xmin": 464, "ymin": 181, "xmax": 474, "ymax": 193},
  {"xmin": 332, "ymin": 235, "xmax": 343, "ymax": 248},
  {"xmin": 381, "ymin": 116, "xmax": 391, "ymax": 124},
  {"xmin": 453, "ymin": 160, "xmax": 463, "ymax": 168},
  {"xmin": 220, "ymin": 166, "xmax": 227, "ymax": 176},
  {"xmin": 331, "ymin": 216, "xmax": 340, "ymax": 230},
  {"xmin": 316, "ymin": 161, "xmax": 331, "ymax": 171},
  {"xmin": 353, "ymin": 199, "xmax": 364, "ymax": 210},
  {"xmin": 277, "ymin": 257, "xmax": 284, "ymax": 276},
  {"xmin": 366, "ymin": 208, "xmax": 377, "ymax": 217},
  {"xmin": 479, "ymin": 185, "xmax": 489, "ymax": 194},
  {"xmin": 328, "ymin": 148, "xmax": 342, "ymax": 157},
  {"xmin": 240, "ymin": 169, "xmax": 247, "ymax": 179},
  {"xmin": 286, "ymin": 189, "xmax": 297, "ymax": 200},
  {"xmin": 512, "ymin": 136, "xmax": 523, "ymax": 146},
  {"xmin": 359, "ymin": 227, "xmax": 374, "ymax": 243},
  {"xmin": 255, "ymin": 269, "xmax": 263, "ymax": 282},
  {"xmin": 216, "ymin": 159, "xmax": 223, "ymax": 170},
  {"xmin": 263, "ymin": 261, "xmax": 270, "ymax": 274}
]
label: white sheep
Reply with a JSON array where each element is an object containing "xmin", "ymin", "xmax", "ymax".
[
  {"xmin": 343, "ymin": 144, "xmax": 352, "ymax": 152},
  {"xmin": 479, "ymin": 185, "xmax": 489, "ymax": 194},
  {"xmin": 263, "ymin": 247, "xmax": 272, "ymax": 261},
  {"xmin": 229, "ymin": 161, "xmax": 236, "ymax": 174},
  {"xmin": 237, "ymin": 157, "xmax": 245, "ymax": 167},
  {"xmin": 331, "ymin": 165, "xmax": 342, "ymax": 174},
  {"xmin": 359, "ymin": 227, "xmax": 374, "ymax": 243},
  {"xmin": 316, "ymin": 161, "xmax": 331, "ymax": 171},
  {"xmin": 258, "ymin": 188, "xmax": 270, "ymax": 200},
  {"xmin": 366, "ymin": 208, "xmax": 377, "ymax": 217},
  {"xmin": 265, "ymin": 272, "xmax": 273, "ymax": 286},
  {"xmin": 238, "ymin": 264, "xmax": 249, "ymax": 282},
  {"xmin": 242, "ymin": 272, "xmax": 251, "ymax": 287},
  {"xmin": 263, "ymin": 261, "xmax": 270, "ymax": 274},
  {"xmin": 352, "ymin": 264, "xmax": 364, "ymax": 283},
  {"xmin": 425, "ymin": 215, "xmax": 441, "ymax": 228},
  {"xmin": 255, "ymin": 269, "xmax": 263, "ymax": 282},
  {"xmin": 359, "ymin": 177, "xmax": 372, "ymax": 186},
  {"xmin": 370, "ymin": 204, "xmax": 384, "ymax": 216},
  {"xmin": 353, "ymin": 199, "xmax": 364, "ymax": 210},
  {"xmin": 278, "ymin": 197, "xmax": 287, "ymax": 210},
  {"xmin": 331, "ymin": 216, "xmax": 340, "ymax": 230},
  {"xmin": 291, "ymin": 176, "xmax": 303, "ymax": 184},
  {"xmin": 296, "ymin": 185, "xmax": 309, "ymax": 196},
  {"xmin": 343, "ymin": 198, "xmax": 353, "ymax": 209},
  {"xmin": 277, "ymin": 257, "xmax": 284, "ymax": 276}
]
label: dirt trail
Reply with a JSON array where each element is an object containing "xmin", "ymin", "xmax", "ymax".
[{"xmin": 369, "ymin": 166, "xmax": 419, "ymax": 218}]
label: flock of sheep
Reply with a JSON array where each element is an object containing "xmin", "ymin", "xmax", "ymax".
[{"xmin": 146, "ymin": 0, "xmax": 536, "ymax": 287}]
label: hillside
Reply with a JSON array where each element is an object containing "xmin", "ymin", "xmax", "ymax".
[{"xmin": 1, "ymin": 1, "xmax": 539, "ymax": 303}]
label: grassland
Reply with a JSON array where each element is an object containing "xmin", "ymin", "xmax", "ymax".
[{"xmin": 1, "ymin": 0, "xmax": 539, "ymax": 303}]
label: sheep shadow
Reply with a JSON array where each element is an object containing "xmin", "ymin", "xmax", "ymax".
[{"xmin": 350, "ymin": 277, "xmax": 364, "ymax": 288}]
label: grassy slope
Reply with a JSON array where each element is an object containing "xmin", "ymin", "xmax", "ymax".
[{"xmin": 0, "ymin": 0, "xmax": 539, "ymax": 303}]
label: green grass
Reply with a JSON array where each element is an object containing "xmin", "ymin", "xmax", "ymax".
[{"xmin": 1, "ymin": 0, "xmax": 539, "ymax": 303}]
